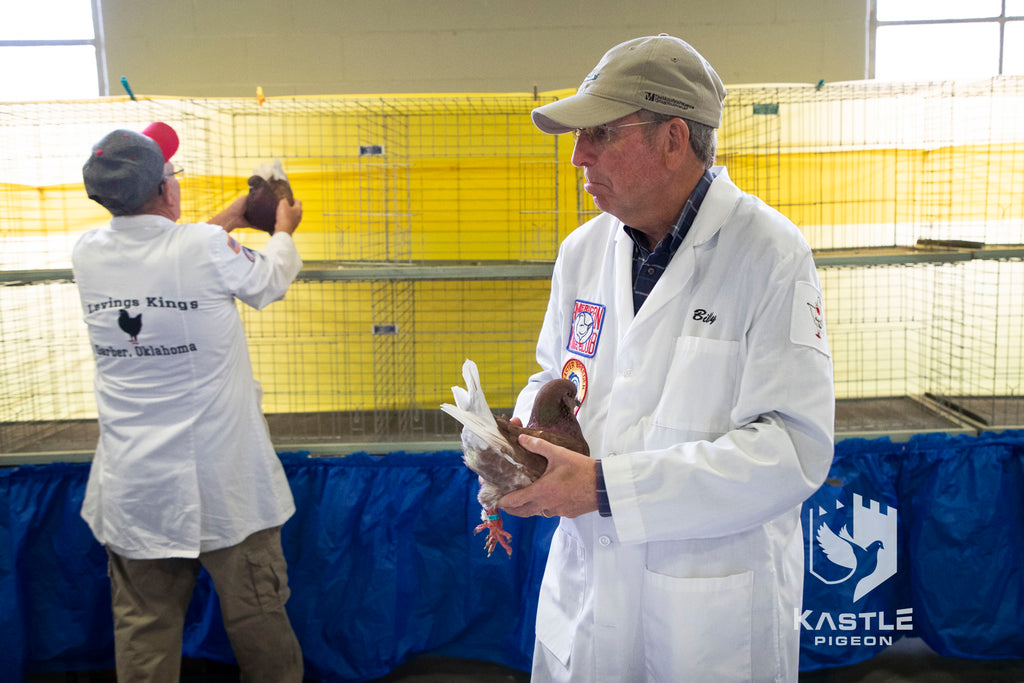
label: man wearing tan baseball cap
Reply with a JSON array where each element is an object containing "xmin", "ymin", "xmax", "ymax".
[{"xmin": 499, "ymin": 35, "xmax": 834, "ymax": 682}]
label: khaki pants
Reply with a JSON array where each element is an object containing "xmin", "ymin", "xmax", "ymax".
[{"xmin": 107, "ymin": 526, "xmax": 303, "ymax": 683}]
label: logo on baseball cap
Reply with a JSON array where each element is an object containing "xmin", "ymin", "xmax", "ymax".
[{"xmin": 532, "ymin": 34, "xmax": 727, "ymax": 134}]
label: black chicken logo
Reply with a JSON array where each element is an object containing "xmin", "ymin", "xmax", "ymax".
[{"xmin": 118, "ymin": 309, "xmax": 142, "ymax": 344}]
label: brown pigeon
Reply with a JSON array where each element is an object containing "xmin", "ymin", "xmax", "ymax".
[
  {"xmin": 243, "ymin": 159, "xmax": 294, "ymax": 233},
  {"xmin": 441, "ymin": 359, "xmax": 589, "ymax": 557}
]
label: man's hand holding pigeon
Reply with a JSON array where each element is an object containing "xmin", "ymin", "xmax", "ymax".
[{"xmin": 498, "ymin": 432, "xmax": 598, "ymax": 520}]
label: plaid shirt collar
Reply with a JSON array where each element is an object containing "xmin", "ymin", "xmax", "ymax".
[{"xmin": 624, "ymin": 169, "xmax": 715, "ymax": 313}]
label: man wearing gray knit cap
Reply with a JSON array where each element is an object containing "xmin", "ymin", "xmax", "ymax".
[
  {"xmin": 499, "ymin": 35, "xmax": 834, "ymax": 682},
  {"xmin": 74, "ymin": 123, "xmax": 305, "ymax": 682}
]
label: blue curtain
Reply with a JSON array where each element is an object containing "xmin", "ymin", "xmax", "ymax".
[
  {"xmin": 799, "ymin": 431, "xmax": 1024, "ymax": 670},
  {"xmin": 0, "ymin": 452, "xmax": 557, "ymax": 682},
  {"xmin": 3, "ymin": 434, "xmax": 1023, "ymax": 679}
]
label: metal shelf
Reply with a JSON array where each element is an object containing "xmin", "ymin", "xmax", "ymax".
[{"xmin": 6, "ymin": 244, "xmax": 1024, "ymax": 285}]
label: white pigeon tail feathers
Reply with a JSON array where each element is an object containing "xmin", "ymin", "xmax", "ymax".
[
  {"xmin": 439, "ymin": 402, "xmax": 513, "ymax": 461},
  {"xmin": 253, "ymin": 158, "xmax": 289, "ymax": 182},
  {"xmin": 451, "ymin": 359, "xmax": 497, "ymax": 428},
  {"xmin": 440, "ymin": 359, "xmax": 520, "ymax": 470}
]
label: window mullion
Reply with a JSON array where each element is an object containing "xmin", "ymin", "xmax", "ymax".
[{"xmin": 91, "ymin": 0, "xmax": 108, "ymax": 95}]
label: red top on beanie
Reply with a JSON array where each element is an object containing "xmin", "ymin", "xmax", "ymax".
[{"xmin": 142, "ymin": 122, "xmax": 179, "ymax": 161}]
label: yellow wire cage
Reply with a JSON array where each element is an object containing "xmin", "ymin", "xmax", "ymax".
[{"xmin": 2, "ymin": 79, "xmax": 1024, "ymax": 457}]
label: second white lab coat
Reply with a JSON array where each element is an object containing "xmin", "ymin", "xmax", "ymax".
[
  {"xmin": 73, "ymin": 215, "xmax": 301, "ymax": 560},
  {"xmin": 514, "ymin": 168, "xmax": 835, "ymax": 682}
]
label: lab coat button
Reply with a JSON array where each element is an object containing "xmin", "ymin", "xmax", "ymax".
[{"xmin": 598, "ymin": 535, "xmax": 611, "ymax": 546}]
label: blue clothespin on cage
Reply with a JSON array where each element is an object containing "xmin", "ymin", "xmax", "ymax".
[{"xmin": 121, "ymin": 76, "xmax": 136, "ymax": 101}]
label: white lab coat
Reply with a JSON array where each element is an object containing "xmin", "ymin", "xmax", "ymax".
[
  {"xmin": 514, "ymin": 169, "xmax": 834, "ymax": 682},
  {"xmin": 72, "ymin": 215, "xmax": 301, "ymax": 560}
]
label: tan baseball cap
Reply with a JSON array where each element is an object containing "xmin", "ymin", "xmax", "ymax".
[{"xmin": 532, "ymin": 34, "xmax": 727, "ymax": 134}]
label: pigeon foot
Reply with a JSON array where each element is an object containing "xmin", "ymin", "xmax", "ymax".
[{"xmin": 475, "ymin": 508, "xmax": 513, "ymax": 558}]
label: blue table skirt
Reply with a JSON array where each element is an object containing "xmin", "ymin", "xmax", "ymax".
[
  {"xmin": 800, "ymin": 430, "xmax": 1024, "ymax": 669},
  {"xmin": 2, "ymin": 433, "xmax": 1022, "ymax": 680}
]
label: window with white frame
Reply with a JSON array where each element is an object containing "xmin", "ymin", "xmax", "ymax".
[
  {"xmin": 870, "ymin": 0, "xmax": 1024, "ymax": 80},
  {"xmin": 0, "ymin": 0, "xmax": 105, "ymax": 101}
]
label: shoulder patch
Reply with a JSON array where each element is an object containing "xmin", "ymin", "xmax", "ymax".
[{"xmin": 791, "ymin": 281, "xmax": 830, "ymax": 356}]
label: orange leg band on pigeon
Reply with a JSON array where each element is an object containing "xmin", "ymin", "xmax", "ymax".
[{"xmin": 474, "ymin": 508, "xmax": 513, "ymax": 558}]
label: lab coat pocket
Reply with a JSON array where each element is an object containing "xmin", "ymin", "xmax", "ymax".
[
  {"xmin": 535, "ymin": 527, "xmax": 587, "ymax": 666},
  {"xmin": 642, "ymin": 569, "xmax": 753, "ymax": 682},
  {"xmin": 652, "ymin": 336, "xmax": 739, "ymax": 437}
]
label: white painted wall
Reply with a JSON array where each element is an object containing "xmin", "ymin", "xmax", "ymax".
[{"xmin": 100, "ymin": 0, "xmax": 868, "ymax": 97}]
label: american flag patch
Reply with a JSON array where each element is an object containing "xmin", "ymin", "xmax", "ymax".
[{"xmin": 791, "ymin": 281, "xmax": 830, "ymax": 356}]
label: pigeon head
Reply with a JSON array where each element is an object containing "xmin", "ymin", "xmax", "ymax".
[{"xmin": 527, "ymin": 379, "xmax": 582, "ymax": 434}]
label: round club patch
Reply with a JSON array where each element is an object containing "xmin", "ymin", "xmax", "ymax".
[{"xmin": 561, "ymin": 358, "xmax": 588, "ymax": 412}]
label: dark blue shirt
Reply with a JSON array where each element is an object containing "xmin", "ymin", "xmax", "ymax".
[{"xmin": 624, "ymin": 170, "xmax": 715, "ymax": 314}]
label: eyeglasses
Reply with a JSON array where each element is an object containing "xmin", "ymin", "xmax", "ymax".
[
  {"xmin": 572, "ymin": 120, "xmax": 658, "ymax": 146},
  {"xmin": 158, "ymin": 166, "xmax": 183, "ymax": 196}
]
